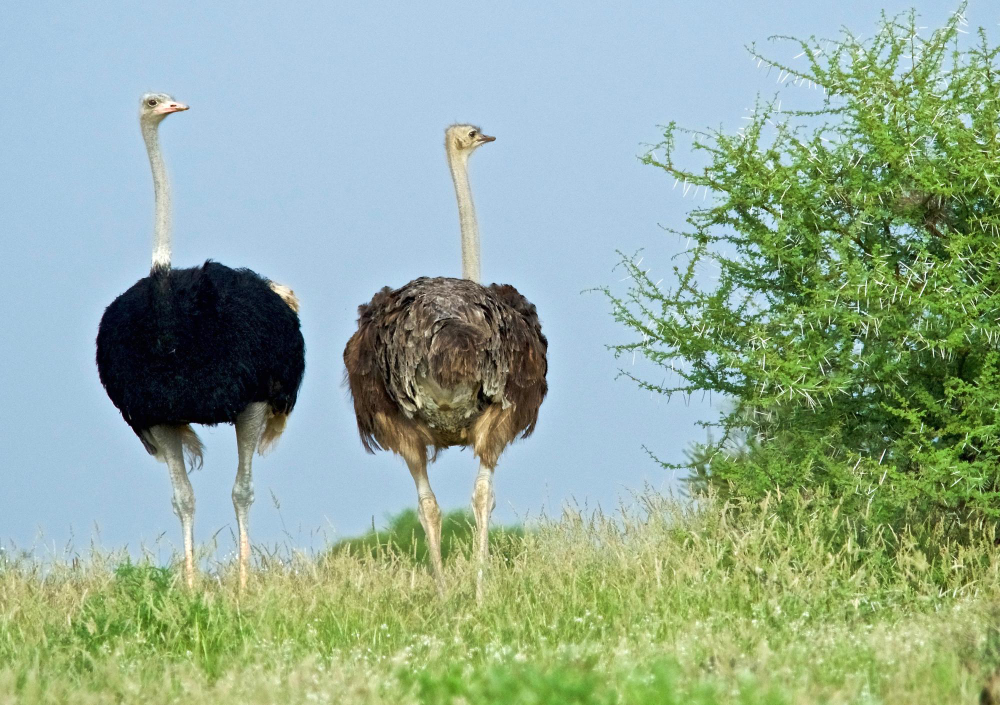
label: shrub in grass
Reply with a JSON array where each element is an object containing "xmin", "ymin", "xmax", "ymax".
[{"xmin": 328, "ymin": 508, "xmax": 524, "ymax": 565}]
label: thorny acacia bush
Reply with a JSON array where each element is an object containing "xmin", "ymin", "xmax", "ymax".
[{"xmin": 604, "ymin": 8, "xmax": 1000, "ymax": 522}]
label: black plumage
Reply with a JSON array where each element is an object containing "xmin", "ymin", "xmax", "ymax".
[{"xmin": 97, "ymin": 261, "xmax": 305, "ymax": 455}]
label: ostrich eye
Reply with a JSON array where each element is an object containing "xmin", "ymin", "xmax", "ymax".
[
  {"xmin": 468, "ymin": 130, "xmax": 477, "ymax": 138},
  {"xmin": 147, "ymin": 99, "xmax": 157, "ymax": 107}
]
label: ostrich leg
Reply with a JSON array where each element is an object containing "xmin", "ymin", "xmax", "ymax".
[
  {"xmin": 233, "ymin": 402, "xmax": 269, "ymax": 590},
  {"xmin": 148, "ymin": 425, "xmax": 196, "ymax": 588},
  {"xmin": 407, "ymin": 454, "xmax": 445, "ymax": 595},
  {"xmin": 471, "ymin": 461, "xmax": 496, "ymax": 604}
]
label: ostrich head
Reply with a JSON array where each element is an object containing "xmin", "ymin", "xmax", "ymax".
[
  {"xmin": 139, "ymin": 93, "xmax": 189, "ymax": 123},
  {"xmin": 445, "ymin": 124, "xmax": 495, "ymax": 158}
]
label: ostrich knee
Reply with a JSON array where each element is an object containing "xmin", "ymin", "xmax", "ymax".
[
  {"xmin": 417, "ymin": 491, "xmax": 443, "ymax": 559},
  {"xmin": 472, "ymin": 473, "xmax": 495, "ymax": 517},
  {"xmin": 171, "ymin": 486, "xmax": 195, "ymax": 520},
  {"xmin": 418, "ymin": 494, "xmax": 442, "ymax": 535},
  {"xmin": 471, "ymin": 464, "xmax": 495, "ymax": 541},
  {"xmin": 232, "ymin": 474, "xmax": 255, "ymax": 512}
]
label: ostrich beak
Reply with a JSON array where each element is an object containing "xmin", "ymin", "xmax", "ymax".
[
  {"xmin": 478, "ymin": 134, "xmax": 496, "ymax": 144},
  {"xmin": 154, "ymin": 102, "xmax": 190, "ymax": 115}
]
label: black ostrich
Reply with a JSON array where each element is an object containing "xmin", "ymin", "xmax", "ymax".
[
  {"xmin": 96, "ymin": 93, "xmax": 305, "ymax": 589},
  {"xmin": 344, "ymin": 125, "xmax": 547, "ymax": 601}
]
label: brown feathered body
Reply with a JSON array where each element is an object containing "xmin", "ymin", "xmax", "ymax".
[{"xmin": 344, "ymin": 276, "xmax": 547, "ymax": 468}]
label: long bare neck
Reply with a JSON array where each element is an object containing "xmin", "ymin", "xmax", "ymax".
[
  {"xmin": 142, "ymin": 120, "xmax": 171, "ymax": 269},
  {"xmin": 447, "ymin": 146, "xmax": 480, "ymax": 283}
]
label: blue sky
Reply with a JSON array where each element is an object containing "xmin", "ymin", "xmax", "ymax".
[{"xmin": 0, "ymin": 2, "xmax": 988, "ymax": 558}]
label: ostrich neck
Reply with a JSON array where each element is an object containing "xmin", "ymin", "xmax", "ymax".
[
  {"xmin": 142, "ymin": 120, "xmax": 171, "ymax": 270},
  {"xmin": 447, "ymin": 149, "xmax": 480, "ymax": 283}
]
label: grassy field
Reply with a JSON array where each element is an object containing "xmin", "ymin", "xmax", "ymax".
[{"xmin": 3, "ymin": 493, "xmax": 1000, "ymax": 704}]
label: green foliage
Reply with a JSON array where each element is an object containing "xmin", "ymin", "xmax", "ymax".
[
  {"xmin": 328, "ymin": 507, "xmax": 525, "ymax": 565},
  {"xmin": 3, "ymin": 495, "xmax": 1000, "ymax": 703},
  {"xmin": 57, "ymin": 561, "xmax": 242, "ymax": 678},
  {"xmin": 405, "ymin": 657, "xmax": 793, "ymax": 705},
  {"xmin": 604, "ymin": 6, "xmax": 1000, "ymax": 521},
  {"xmin": 406, "ymin": 657, "xmax": 619, "ymax": 705}
]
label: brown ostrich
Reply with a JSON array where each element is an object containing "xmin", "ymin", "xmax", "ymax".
[{"xmin": 344, "ymin": 124, "xmax": 547, "ymax": 600}]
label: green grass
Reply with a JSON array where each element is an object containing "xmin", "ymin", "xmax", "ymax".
[{"xmin": 3, "ymin": 493, "xmax": 1000, "ymax": 703}]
